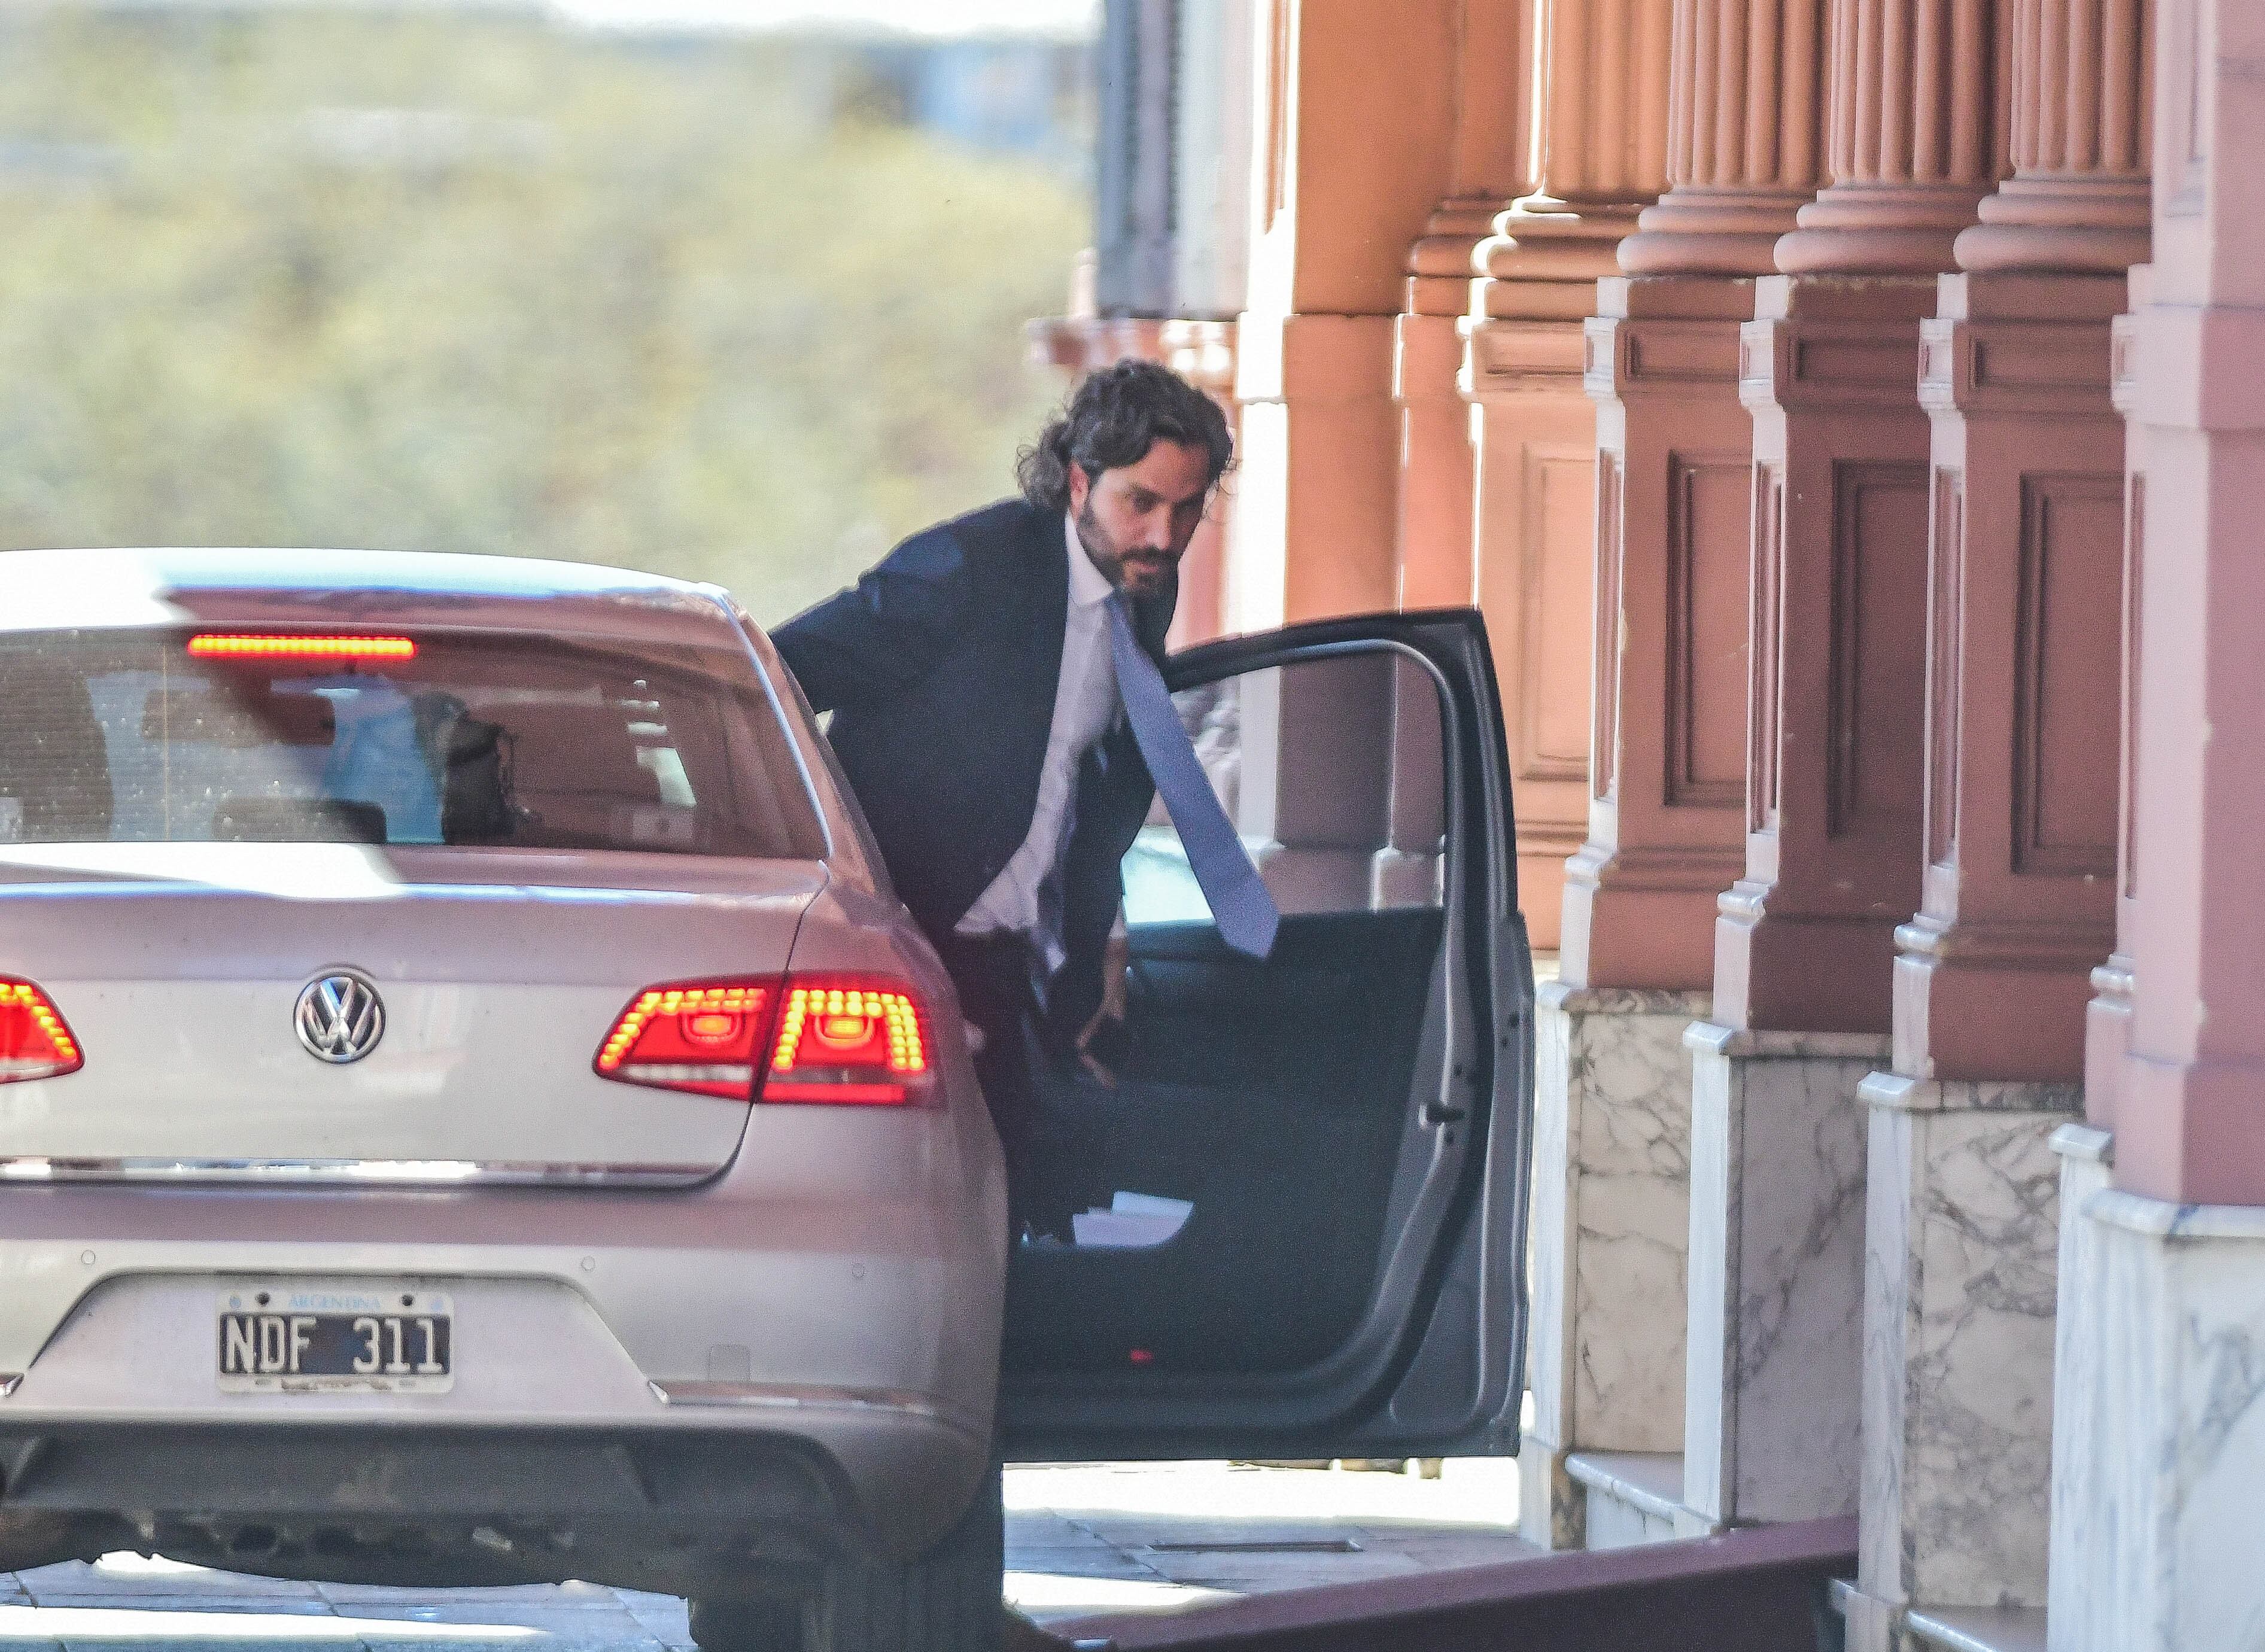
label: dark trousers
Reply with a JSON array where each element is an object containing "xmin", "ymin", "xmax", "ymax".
[{"xmin": 934, "ymin": 932, "xmax": 1048, "ymax": 1234}]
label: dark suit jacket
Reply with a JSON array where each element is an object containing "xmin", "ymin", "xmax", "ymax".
[{"xmin": 771, "ymin": 497, "xmax": 1169, "ymax": 1041}]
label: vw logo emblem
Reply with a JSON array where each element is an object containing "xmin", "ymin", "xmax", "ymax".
[{"xmin": 296, "ymin": 972, "xmax": 385, "ymax": 1064}]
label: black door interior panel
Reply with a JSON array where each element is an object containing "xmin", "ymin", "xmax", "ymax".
[{"xmin": 1003, "ymin": 906, "xmax": 1445, "ymax": 1377}]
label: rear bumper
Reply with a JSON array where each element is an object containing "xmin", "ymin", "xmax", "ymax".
[
  {"xmin": 0, "ymin": 1105, "xmax": 1007, "ymax": 1571},
  {"xmin": 0, "ymin": 1407, "xmax": 983, "ymax": 1587}
]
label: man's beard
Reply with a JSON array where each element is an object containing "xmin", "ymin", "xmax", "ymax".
[{"xmin": 1076, "ymin": 501, "xmax": 1170, "ymax": 593}]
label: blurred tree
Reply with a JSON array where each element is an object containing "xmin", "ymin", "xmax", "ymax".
[{"xmin": 0, "ymin": 5, "xmax": 1088, "ymax": 623}]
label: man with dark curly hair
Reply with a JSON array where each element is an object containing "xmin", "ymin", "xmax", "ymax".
[{"xmin": 774, "ymin": 359, "xmax": 1270, "ymax": 1231}]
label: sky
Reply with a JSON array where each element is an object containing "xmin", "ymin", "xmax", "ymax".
[{"xmin": 547, "ymin": 0, "xmax": 1097, "ymax": 35}]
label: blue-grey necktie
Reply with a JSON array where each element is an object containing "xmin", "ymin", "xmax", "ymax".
[{"xmin": 1105, "ymin": 595, "xmax": 1280, "ymax": 959}]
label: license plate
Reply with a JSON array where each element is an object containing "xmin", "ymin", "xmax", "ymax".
[{"xmin": 217, "ymin": 1285, "xmax": 454, "ymax": 1393}]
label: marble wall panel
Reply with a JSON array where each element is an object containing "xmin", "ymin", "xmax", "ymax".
[
  {"xmin": 1524, "ymin": 982, "xmax": 1709, "ymax": 1547},
  {"xmin": 1582, "ymin": 1489, "xmax": 1680, "ymax": 1549},
  {"xmin": 1857, "ymin": 1075, "xmax": 2078, "ymax": 1624},
  {"xmin": 2049, "ymin": 1184, "xmax": 2265, "ymax": 1652},
  {"xmin": 1685, "ymin": 1026, "xmax": 1885, "ymax": 1529}
]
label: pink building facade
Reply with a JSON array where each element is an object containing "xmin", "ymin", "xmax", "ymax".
[{"xmin": 1037, "ymin": 0, "xmax": 2262, "ymax": 1644}]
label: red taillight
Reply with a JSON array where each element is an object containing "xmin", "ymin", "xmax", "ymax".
[
  {"xmin": 187, "ymin": 634, "xmax": 417, "ymax": 662},
  {"xmin": 763, "ymin": 978, "xmax": 932, "ymax": 1106},
  {"xmin": 0, "ymin": 978, "xmax": 81, "ymax": 1084},
  {"xmin": 593, "ymin": 979, "xmax": 773, "ymax": 1100},
  {"xmin": 594, "ymin": 974, "xmax": 935, "ymax": 1107}
]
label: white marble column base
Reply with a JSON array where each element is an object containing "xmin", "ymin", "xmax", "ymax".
[
  {"xmin": 1565, "ymin": 1449, "xmax": 1688, "ymax": 1547},
  {"xmin": 1523, "ymin": 981, "xmax": 1710, "ymax": 1548},
  {"xmin": 1840, "ymin": 1587, "xmax": 2051, "ymax": 1652},
  {"xmin": 2044, "ymin": 1124, "xmax": 2112, "ymax": 1651},
  {"xmin": 1682, "ymin": 1024, "xmax": 1886, "ymax": 1531},
  {"xmin": 1841, "ymin": 1581, "xmax": 1907, "ymax": 1652},
  {"xmin": 2045, "ymin": 1143, "xmax": 2265, "ymax": 1652},
  {"xmin": 1517, "ymin": 1441, "xmax": 1585, "ymax": 1551},
  {"xmin": 1847, "ymin": 1072, "xmax": 2081, "ymax": 1652}
]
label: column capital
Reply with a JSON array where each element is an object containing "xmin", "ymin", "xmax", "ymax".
[
  {"xmin": 1479, "ymin": 195, "xmax": 1653, "ymax": 286},
  {"xmin": 1470, "ymin": 0, "xmax": 1674, "ymax": 299},
  {"xmin": 1769, "ymin": 0, "xmax": 2004, "ymax": 277},
  {"xmin": 1774, "ymin": 181, "xmax": 1994, "ymax": 275},
  {"xmin": 1618, "ymin": 0, "xmax": 1828, "ymax": 276},
  {"xmin": 1621, "ymin": 186, "xmax": 1822, "ymax": 275},
  {"xmin": 1954, "ymin": 0, "xmax": 2153, "ymax": 274},
  {"xmin": 1404, "ymin": 194, "xmax": 1516, "ymax": 317},
  {"xmin": 1955, "ymin": 175, "xmax": 2151, "ymax": 273}
]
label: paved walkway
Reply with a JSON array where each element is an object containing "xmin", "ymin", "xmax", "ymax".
[
  {"xmin": 0, "ymin": 1461, "xmax": 1533, "ymax": 1647},
  {"xmin": 1005, "ymin": 1460, "xmax": 1530, "ymax": 1624}
]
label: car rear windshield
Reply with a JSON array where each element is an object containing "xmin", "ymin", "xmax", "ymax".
[{"xmin": 0, "ymin": 628, "xmax": 827, "ymax": 859}]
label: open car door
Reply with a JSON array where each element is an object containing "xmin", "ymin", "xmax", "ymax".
[{"xmin": 998, "ymin": 609, "xmax": 1534, "ymax": 1462}]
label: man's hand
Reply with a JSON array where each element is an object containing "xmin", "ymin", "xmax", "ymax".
[{"xmin": 1073, "ymin": 927, "xmax": 1132, "ymax": 1086}]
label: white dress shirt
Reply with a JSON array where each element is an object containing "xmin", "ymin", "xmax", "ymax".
[{"xmin": 955, "ymin": 515, "xmax": 1121, "ymax": 970}]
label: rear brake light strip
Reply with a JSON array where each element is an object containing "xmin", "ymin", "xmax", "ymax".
[{"xmin": 187, "ymin": 634, "xmax": 418, "ymax": 661}]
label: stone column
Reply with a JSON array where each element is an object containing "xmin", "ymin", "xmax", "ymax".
[
  {"xmin": 1853, "ymin": 299, "xmax": 2119, "ymax": 1619},
  {"xmin": 1680, "ymin": 1021, "xmax": 1878, "ymax": 1537},
  {"xmin": 1674, "ymin": 0, "xmax": 1958, "ymax": 1556},
  {"xmin": 1711, "ymin": 0, "xmax": 1999, "ymax": 1033},
  {"xmin": 1565, "ymin": 278, "xmax": 1754, "ymax": 995},
  {"xmin": 1713, "ymin": 0, "xmax": 2008, "ymax": 1034},
  {"xmin": 1232, "ymin": 2, "xmax": 1463, "ymax": 632},
  {"xmin": 1981, "ymin": 0, "xmax": 2152, "ymax": 1115},
  {"xmin": 1461, "ymin": 0, "xmax": 1673, "ymax": 962},
  {"xmin": 1390, "ymin": 1, "xmax": 1555, "ymax": 936},
  {"xmin": 1711, "ymin": 276, "xmax": 1936, "ymax": 1036},
  {"xmin": 1460, "ymin": 0, "xmax": 1683, "ymax": 1551},
  {"xmin": 1397, "ymin": 0, "xmax": 1535, "ymax": 611},
  {"xmin": 1568, "ymin": 0, "xmax": 1875, "ymax": 1546},
  {"xmin": 1572, "ymin": 0, "xmax": 1826, "ymax": 997},
  {"xmin": 2046, "ymin": 4, "xmax": 2265, "ymax": 1641},
  {"xmin": 1684, "ymin": 0, "xmax": 1995, "ymax": 1621},
  {"xmin": 1892, "ymin": 0, "xmax": 2148, "ymax": 1086},
  {"xmin": 1841, "ymin": 4, "xmax": 2148, "ymax": 1648},
  {"xmin": 2108, "ymin": 0, "xmax": 2265, "ymax": 1213}
]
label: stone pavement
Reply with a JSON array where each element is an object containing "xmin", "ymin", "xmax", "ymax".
[
  {"xmin": 0, "ymin": 1461, "xmax": 1532, "ymax": 1647},
  {"xmin": 1004, "ymin": 1460, "xmax": 1530, "ymax": 1624}
]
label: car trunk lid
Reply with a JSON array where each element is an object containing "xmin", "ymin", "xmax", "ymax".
[{"xmin": 0, "ymin": 843, "xmax": 824, "ymax": 1184}]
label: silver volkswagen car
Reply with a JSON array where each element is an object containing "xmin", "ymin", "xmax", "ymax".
[{"xmin": 0, "ymin": 549, "xmax": 1534, "ymax": 1652}]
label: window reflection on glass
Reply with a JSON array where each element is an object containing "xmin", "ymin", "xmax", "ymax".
[
  {"xmin": 1123, "ymin": 652, "xmax": 1446, "ymax": 928},
  {"xmin": 0, "ymin": 631, "xmax": 823, "ymax": 859}
]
